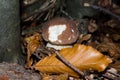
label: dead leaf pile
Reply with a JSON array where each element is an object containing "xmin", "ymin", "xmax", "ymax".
[{"xmin": 20, "ymin": 0, "xmax": 120, "ymax": 79}]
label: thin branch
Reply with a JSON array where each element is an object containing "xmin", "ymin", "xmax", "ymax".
[
  {"xmin": 84, "ymin": 3, "xmax": 120, "ymax": 21},
  {"xmin": 107, "ymin": 70, "xmax": 120, "ymax": 77},
  {"xmin": 22, "ymin": 0, "xmax": 56, "ymax": 21},
  {"xmin": 102, "ymin": 74, "xmax": 116, "ymax": 80},
  {"xmin": 54, "ymin": 51, "xmax": 92, "ymax": 80},
  {"xmin": 60, "ymin": 9, "xmax": 73, "ymax": 20}
]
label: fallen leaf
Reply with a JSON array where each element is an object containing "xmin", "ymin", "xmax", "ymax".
[
  {"xmin": 111, "ymin": 4, "xmax": 120, "ymax": 15},
  {"xmin": 77, "ymin": 34, "xmax": 92, "ymax": 44},
  {"xmin": 25, "ymin": 33, "xmax": 41, "ymax": 67},
  {"xmin": 98, "ymin": 0, "xmax": 112, "ymax": 8},
  {"xmin": 34, "ymin": 44, "xmax": 112, "ymax": 77},
  {"xmin": 97, "ymin": 37, "xmax": 120, "ymax": 60},
  {"xmin": 88, "ymin": 20, "xmax": 98, "ymax": 33},
  {"xmin": 104, "ymin": 19, "xmax": 120, "ymax": 28}
]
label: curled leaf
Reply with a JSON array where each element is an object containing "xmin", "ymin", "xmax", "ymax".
[
  {"xmin": 25, "ymin": 33, "xmax": 41, "ymax": 67},
  {"xmin": 34, "ymin": 44, "xmax": 112, "ymax": 77}
]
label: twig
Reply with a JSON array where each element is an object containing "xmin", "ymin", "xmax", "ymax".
[
  {"xmin": 22, "ymin": 0, "xmax": 56, "ymax": 21},
  {"xmin": 21, "ymin": 25, "xmax": 42, "ymax": 35},
  {"xmin": 107, "ymin": 70, "xmax": 120, "ymax": 77},
  {"xmin": 102, "ymin": 74, "xmax": 117, "ymax": 80},
  {"xmin": 84, "ymin": 3, "xmax": 120, "ymax": 21},
  {"xmin": 54, "ymin": 51, "xmax": 92, "ymax": 80},
  {"xmin": 60, "ymin": 9, "xmax": 73, "ymax": 20},
  {"xmin": 101, "ymin": 70, "xmax": 120, "ymax": 80}
]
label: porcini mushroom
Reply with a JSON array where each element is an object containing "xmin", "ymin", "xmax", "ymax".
[{"xmin": 42, "ymin": 17, "xmax": 79, "ymax": 45}]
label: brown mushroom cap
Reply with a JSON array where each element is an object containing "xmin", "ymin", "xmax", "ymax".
[{"xmin": 42, "ymin": 17, "xmax": 79, "ymax": 45}]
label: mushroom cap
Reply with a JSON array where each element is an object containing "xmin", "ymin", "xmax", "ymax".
[{"xmin": 42, "ymin": 17, "xmax": 79, "ymax": 45}]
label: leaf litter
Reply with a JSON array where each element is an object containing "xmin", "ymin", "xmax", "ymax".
[{"xmin": 1, "ymin": 0, "xmax": 120, "ymax": 80}]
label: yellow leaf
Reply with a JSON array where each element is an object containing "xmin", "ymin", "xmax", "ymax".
[{"xmin": 34, "ymin": 44, "xmax": 112, "ymax": 77}]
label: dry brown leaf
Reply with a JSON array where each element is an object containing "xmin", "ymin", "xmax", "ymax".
[
  {"xmin": 111, "ymin": 4, "xmax": 120, "ymax": 15},
  {"xmin": 104, "ymin": 19, "xmax": 120, "ymax": 28},
  {"xmin": 98, "ymin": 0, "xmax": 112, "ymax": 8},
  {"xmin": 112, "ymin": 8, "xmax": 120, "ymax": 15},
  {"xmin": 97, "ymin": 37, "xmax": 120, "ymax": 60},
  {"xmin": 88, "ymin": 20, "xmax": 98, "ymax": 33},
  {"xmin": 77, "ymin": 34, "xmax": 92, "ymax": 44},
  {"xmin": 34, "ymin": 44, "xmax": 112, "ymax": 77},
  {"xmin": 25, "ymin": 33, "xmax": 41, "ymax": 67}
]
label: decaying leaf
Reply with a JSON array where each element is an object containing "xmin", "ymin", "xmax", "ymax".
[
  {"xmin": 98, "ymin": 0, "xmax": 112, "ymax": 8},
  {"xmin": 88, "ymin": 19, "xmax": 98, "ymax": 33},
  {"xmin": 25, "ymin": 33, "xmax": 41, "ymax": 67},
  {"xmin": 112, "ymin": 4, "xmax": 120, "ymax": 15},
  {"xmin": 34, "ymin": 44, "xmax": 112, "ymax": 77},
  {"xmin": 77, "ymin": 34, "xmax": 92, "ymax": 44},
  {"xmin": 97, "ymin": 37, "xmax": 120, "ymax": 60},
  {"xmin": 104, "ymin": 19, "xmax": 120, "ymax": 28}
]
